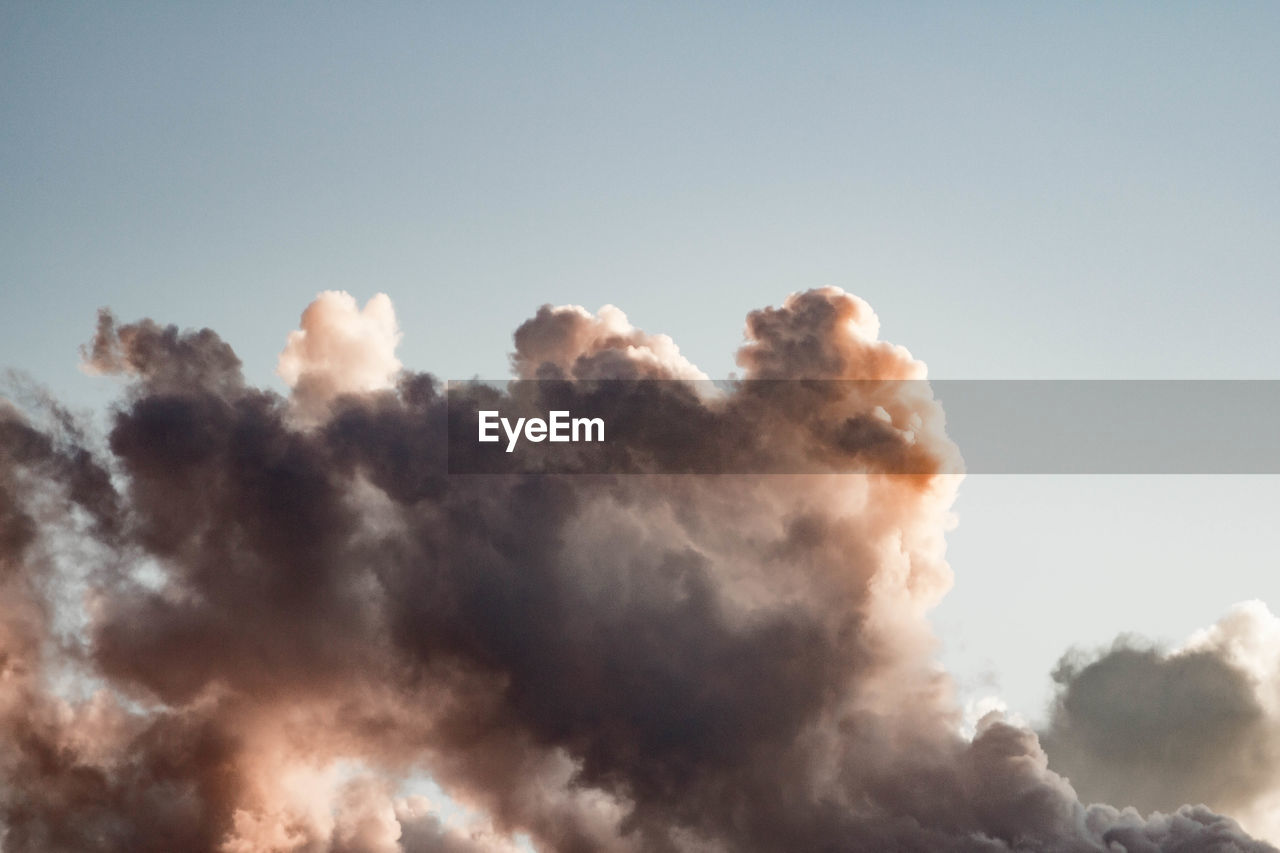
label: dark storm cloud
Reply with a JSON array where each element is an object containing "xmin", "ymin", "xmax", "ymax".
[{"xmin": 0, "ymin": 289, "xmax": 1272, "ymax": 852}]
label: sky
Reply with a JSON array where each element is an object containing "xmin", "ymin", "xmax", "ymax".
[{"xmin": 3, "ymin": 2, "xmax": 1280, "ymax": 845}]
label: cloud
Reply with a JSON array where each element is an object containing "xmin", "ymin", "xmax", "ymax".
[
  {"xmin": 511, "ymin": 303, "xmax": 706, "ymax": 382},
  {"xmin": 1043, "ymin": 601, "xmax": 1280, "ymax": 844},
  {"xmin": 0, "ymin": 289, "xmax": 1272, "ymax": 851},
  {"xmin": 278, "ymin": 291, "xmax": 403, "ymax": 417}
]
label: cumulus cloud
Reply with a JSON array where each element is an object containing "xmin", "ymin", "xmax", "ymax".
[
  {"xmin": 511, "ymin": 302, "xmax": 707, "ymax": 381},
  {"xmin": 1043, "ymin": 601, "xmax": 1280, "ymax": 844},
  {"xmin": 278, "ymin": 291, "xmax": 403, "ymax": 416},
  {"xmin": 0, "ymin": 288, "xmax": 1272, "ymax": 852}
]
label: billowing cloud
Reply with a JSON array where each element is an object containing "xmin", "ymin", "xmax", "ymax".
[
  {"xmin": 0, "ymin": 288, "xmax": 1272, "ymax": 851},
  {"xmin": 1043, "ymin": 601, "xmax": 1280, "ymax": 843},
  {"xmin": 511, "ymin": 303, "xmax": 706, "ymax": 382},
  {"xmin": 278, "ymin": 291, "xmax": 403, "ymax": 416}
]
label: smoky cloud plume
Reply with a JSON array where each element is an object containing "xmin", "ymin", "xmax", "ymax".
[
  {"xmin": 1043, "ymin": 601, "xmax": 1280, "ymax": 844},
  {"xmin": 0, "ymin": 288, "xmax": 1271, "ymax": 852}
]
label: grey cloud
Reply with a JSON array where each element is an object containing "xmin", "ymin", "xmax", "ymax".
[{"xmin": 0, "ymin": 290, "xmax": 1271, "ymax": 852}]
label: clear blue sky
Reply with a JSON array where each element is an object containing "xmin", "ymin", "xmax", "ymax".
[{"xmin": 4, "ymin": 1, "xmax": 1279, "ymax": 720}]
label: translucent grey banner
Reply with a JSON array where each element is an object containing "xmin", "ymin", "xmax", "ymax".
[{"xmin": 445, "ymin": 380, "xmax": 1280, "ymax": 474}]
